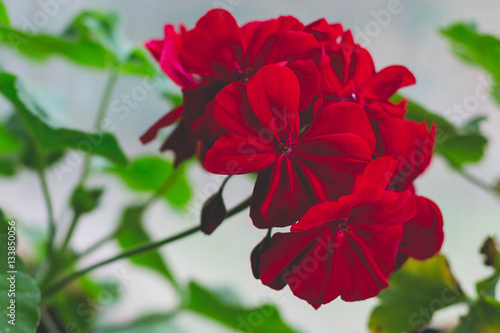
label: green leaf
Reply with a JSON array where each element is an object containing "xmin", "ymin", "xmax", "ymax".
[
  {"xmin": 51, "ymin": 276, "xmax": 119, "ymax": 332},
  {"xmin": 464, "ymin": 116, "xmax": 488, "ymax": 133},
  {"xmin": 70, "ymin": 186, "xmax": 104, "ymax": 216},
  {"xmin": 453, "ymin": 296, "xmax": 500, "ymax": 333},
  {"xmin": 0, "ymin": 11, "xmax": 156, "ymax": 76},
  {"xmin": 0, "ymin": 120, "xmax": 20, "ymax": 154},
  {"xmin": 476, "ymin": 237, "xmax": 500, "ymax": 298},
  {"xmin": 0, "ymin": 72, "xmax": 127, "ymax": 166},
  {"xmin": 441, "ymin": 23, "xmax": 500, "ymax": 105},
  {"xmin": 107, "ymin": 156, "xmax": 191, "ymax": 209},
  {"xmin": 115, "ymin": 206, "xmax": 180, "ymax": 291},
  {"xmin": 369, "ymin": 255, "xmax": 464, "ymax": 333},
  {"xmin": 0, "ymin": 119, "xmax": 21, "ymax": 176},
  {"xmin": 398, "ymin": 97, "xmax": 489, "ymax": 168},
  {"xmin": 439, "ymin": 134, "xmax": 488, "ymax": 168},
  {"xmin": 0, "ymin": 1, "xmax": 9, "ymax": 26},
  {"xmin": 0, "ymin": 210, "xmax": 41, "ymax": 333},
  {"xmin": 186, "ymin": 281, "xmax": 296, "ymax": 333}
]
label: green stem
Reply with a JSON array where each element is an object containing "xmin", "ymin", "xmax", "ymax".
[
  {"xmin": 60, "ymin": 213, "xmax": 80, "ymax": 251},
  {"xmin": 456, "ymin": 168, "xmax": 500, "ymax": 198},
  {"xmin": 44, "ymin": 226, "xmax": 200, "ymax": 299},
  {"xmin": 37, "ymin": 162, "xmax": 56, "ymax": 256},
  {"xmin": 78, "ymin": 169, "xmax": 184, "ymax": 258},
  {"xmin": 79, "ymin": 70, "xmax": 119, "ymax": 184},
  {"xmin": 59, "ymin": 70, "xmax": 119, "ymax": 251},
  {"xmin": 42, "ymin": 196, "xmax": 252, "ymax": 299}
]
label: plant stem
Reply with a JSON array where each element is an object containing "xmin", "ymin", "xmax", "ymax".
[
  {"xmin": 456, "ymin": 168, "xmax": 500, "ymax": 198},
  {"xmin": 78, "ymin": 169, "xmax": 183, "ymax": 258},
  {"xmin": 79, "ymin": 70, "xmax": 119, "ymax": 184},
  {"xmin": 60, "ymin": 213, "xmax": 80, "ymax": 251},
  {"xmin": 38, "ymin": 163, "xmax": 56, "ymax": 256},
  {"xmin": 59, "ymin": 70, "xmax": 119, "ymax": 251},
  {"xmin": 42, "ymin": 196, "xmax": 252, "ymax": 299},
  {"xmin": 43, "ymin": 226, "xmax": 200, "ymax": 299}
]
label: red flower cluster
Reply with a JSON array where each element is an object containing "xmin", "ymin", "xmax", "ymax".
[{"xmin": 144, "ymin": 9, "xmax": 444, "ymax": 308}]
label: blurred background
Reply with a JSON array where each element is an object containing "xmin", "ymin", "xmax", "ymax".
[{"xmin": 1, "ymin": 0, "xmax": 500, "ymax": 332}]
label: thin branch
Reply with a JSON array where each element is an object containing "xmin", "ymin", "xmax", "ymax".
[
  {"xmin": 456, "ymin": 168, "xmax": 500, "ymax": 198},
  {"xmin": 38, "ymin": 164, "xmax": 56, "ymax": 256},
  {"xmin": 42, "ymin": 196, "xmax": 252, "ymax": 299}
]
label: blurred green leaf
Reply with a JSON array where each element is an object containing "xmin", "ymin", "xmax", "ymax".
[
  {"xmin": 452, "ymin": 296, "xmax": 500, "ymax": 333},
  {"xmin": 107, "ymin": 156, "xmax": 191, "ymax": 209},
  {"xmin": 439, "ymin": 134, "xmax": 488, "ymax": 167},
  {"xmin": 70, "ymin": 186, "xmax": 104, "ymax": 216},
  {"xmin": 0, "ymin": 1, "xmax": 9, "ymax": 26},
  {"xmin": 369, "ymin": 255, "xmax": 464, "ymax": 333},
  {"xmin": 441, "ymin": 23, "xmax": 500, "ymax": 106},
  {"xmin": 397, "ymin": 97, "xmax": 489, "ymax": 168},
  {"xmin": 464, "ymin": 116, "xmax": 488, "ymax": 133},
  {"xmin": 0, "ymin": 71, "xmax": 127, "ymax": 166},
  {"xmin": 115, "ymin": 206, "xmax": 180, "ymax": 291},
  {"xmin": 186, "ymin": 281, "xmax": 296, "ymax": 333},
  {"xmin": 0, "ymin": 159, "xmax": 15, "ymax": 175},
  {"xmin": 0, "ymin": 120, "xmax": 20, "ymax": 154},
  {"xmin": 0, "ymin": 11, "xmax": 156, "ymax": 76},
  {"xmin": 476, "ymin": 237, "xmax": 500, "ymax": 298},
  {"xmin": 0, "ymin": 119, "xmax": 21, "ymax": 176},
  {"xmin": 51, "ymin": 276, "xmax": 120, "ymax": 332},
  {"xmin": 0, "ymin": 209, "xmax": 41, "ymax": 333},
  {"xmin": 2, "ymin": 114, "xmax": 64, "ymax": 171}
]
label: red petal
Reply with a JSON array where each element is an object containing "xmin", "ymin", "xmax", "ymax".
[
  {"xmin": 160, "ymin": 121, "xmax": 197, "ymax": 167},
  {"xmin": 180, "ymin": 9, "xmax": 243, "ymax": 80},
  {"xmin": 340, "ymin": 224, "xmax": 403, "ymax": 301},
  {"xmin": 158, "ymin": 24, "xmax": 196, "ymax": 88},
  {"xmin": 247, "ymin": 65, "xmax": 301, "ymax": 141},
  {"xmin": 140, "ymin": 105, "xmax": 183, "ymax": 144},
  {"xmin": 204, "ymin": 133, "xmax": 277, "ymax": 175},
  {"xmin": 259, "ymin": 229, "xmax": 325, "ymax": 290},
  {"xmin": 301, "ymin": 102, "xmax": 376, "ymax": 152},
  {"xmin": 242, "ymin": 16, "xmax": 305, "ymax": 68},
  {"xmin": 145, "ymin": 38, "xmax": 163, "ymax": 61},
  {"xmin": 295, "ymin": 133, "xmax": 372, "ymax": 182},
  {"xmin": 360, "ymin": 65, "xmax": 416, "ymax": 100},
  {"xmin": 214, "ymin": 82, "xmax": 267, "ymax": 137},
  {"xmin": 377, "ymin": 118, "xmax": 436, "ymax": 190},
  {"xmin": 399, "ymin": 196, "xmax": 444, "ymax": 260},
  {"xmin": 351, "ymin": 190, "xmax": 416, "ymax": 227},
  {"xmin": 350, "ymin": 46, "xmax": 375, "ymax": 84},
  {"xmin": 353, "ymin": 157, "xmax": 398, "ymax": 193},
  {"xmin": 291, "ymin": 197, "xmax": 353, "ymax": 232},
  {"xmin": 250, "ymin": 156, "xmax": 330, "ymax": 228},
  {"xmin": 191, "ymin": 100, "xmax": 227, "ymax": 141},
  {"xmin": 286, "ymin": 60, "xmax": 320, "ymax": 111},
  {"xmin": 183, "ymin": 80, "xmax": 227, "ymax": 137}
]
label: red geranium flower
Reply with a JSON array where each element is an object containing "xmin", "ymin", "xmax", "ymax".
[
  {"xmin": 142, "ymin": 9, "xmax": 322, "ymax": 166},
  {"xmin": 254, "ymin": 157, "xmax": 416, "ymax": 308},
  {"xmin": 377, "ymin": 117, "xmax": 444, "ymax": 266},
  {"xmin": 204, "ymin": 65, "xmax": 375, "ymax": 228},
  {"xmin": 318, "ymin": 30, "xmax": 415, "ymax": 123}
]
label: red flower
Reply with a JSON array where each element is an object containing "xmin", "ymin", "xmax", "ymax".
[
  {"xmin": 377, "ymin": 117, "xmax": 444, "ymax": 264},
  {"xmin": 142, "ymin": 9, "xmax": 322, "ymax": 166},
  {"xmin": 204, "ymin": 65, "xmax": 375, "ymax": 228},
  {"xmin": 303, "ymin": 19, "xmax": 344, "ymax": 53},
  {"xmin": 318, "ymin": 30, "xmax": 415, "ymax": 123},
  {"xmin": 255, "ymin": 157, "xmax": 416, "ymax": 308}
]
